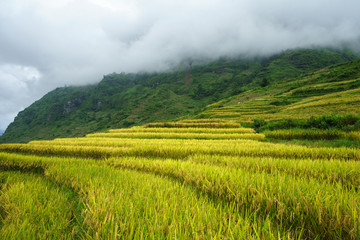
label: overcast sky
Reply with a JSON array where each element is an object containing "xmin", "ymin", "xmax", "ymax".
[{"xmin": 1, "ymin": 0, "xmax": 360, "ymax": 131}]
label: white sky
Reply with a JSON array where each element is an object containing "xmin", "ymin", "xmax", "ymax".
[{"xmin": 0, "ymin": 0, "xmax": 360, "ymax": 130}]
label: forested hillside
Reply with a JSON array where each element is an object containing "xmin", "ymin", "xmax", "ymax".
[{"xmin": 1, "ymin": 48, "xmax": 357, "ymax": 143}]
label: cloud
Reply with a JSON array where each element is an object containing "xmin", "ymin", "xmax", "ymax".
[
  {"xmin": 0, "ymin": 64, "xmax": 40, "ymax": 129},
  {"xmin": 0, "ymin": 0, "xmax": 360, "ymax": 130}
]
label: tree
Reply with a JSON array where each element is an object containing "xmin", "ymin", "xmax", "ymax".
[{"xmin": 260, "ymin": 78, "xmax": 269, "ymax": 87}]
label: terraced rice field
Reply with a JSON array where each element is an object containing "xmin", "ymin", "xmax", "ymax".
[
  {"xmin": 196, "ymin": 62, "xmax": 360, "ymax": 122},
  {"xmin": 0, "ymin": 119, "xmax": 359, "ymax": 239}
]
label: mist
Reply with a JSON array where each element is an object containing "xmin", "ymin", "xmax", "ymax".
[{"xmin": 1, "ymin": 0, "xmax": 360, "ymax": 130}]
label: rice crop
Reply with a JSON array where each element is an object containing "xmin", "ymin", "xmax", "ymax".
[
  {"xmin": 144, "ymin": 121, "xmax": 242, "ymax": 128},
  {"xmin": 0, "ymin": 119, "xmax": 359, "ymax": 239},
  {"xmin": 0, "ymin": 171, "xmax": 80, "ymax": 239},
  {"xmin": 0, "ymin": 153, "xmax": 279, "ymax": 239},
  {"xmin": 109, "ymin": 126, "xmax": 255, "ymax": 134},
  {"xmin": 108, "ymin": 157, "xmax": 360, "ymax": 239},
  {"xmin": 1, "ymin": 139, "xmax": 359, "ymax": 160},
  {"xmin": 87, "ymin": 132, "xmax": 264, "ymax": 140},
  {"xmin": 265, "ymin": 129, "xmax": 360, "ymax": 141}
]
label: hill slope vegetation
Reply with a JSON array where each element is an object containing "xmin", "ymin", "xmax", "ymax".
[
  {"xmin": 191, "ymin": 58, "xmax": 360, "ymax": 122},
  {"xmin": 0, "ymin": 48, "xmax": 358, "ymax": 143}
]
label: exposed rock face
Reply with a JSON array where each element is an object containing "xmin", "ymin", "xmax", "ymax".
[{"xmin": 64, "ymin": 97, "xmax": 84, "ymax": 115}]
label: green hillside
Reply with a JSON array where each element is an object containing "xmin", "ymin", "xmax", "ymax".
[
  {"xmin": 0, "ymin": 48, "xmax": 357, "ymax": 143},
  {"xmin": 191, "ymin": 59, "xmax": 360, "ymax": 122}
]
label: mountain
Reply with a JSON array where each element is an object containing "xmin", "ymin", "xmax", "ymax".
[
  {"xmin": 0, "ymin": 48, "xmax": 358, "ymax": 143},
  {"xmin": 0, "ymin": 130, "xmax": 4, "ymax": 136}
]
